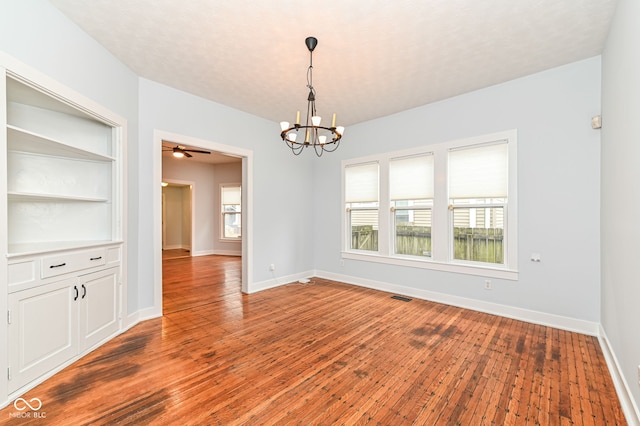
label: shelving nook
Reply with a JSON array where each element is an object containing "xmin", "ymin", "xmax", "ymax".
[{"xmin": 1, "ymin": 60, "xmax": 126, "ymax": 400}]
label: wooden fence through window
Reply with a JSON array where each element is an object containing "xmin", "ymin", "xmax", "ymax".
[{"xmin": 351, "ymin": 225, "xmax": 503, "ymax": 264}]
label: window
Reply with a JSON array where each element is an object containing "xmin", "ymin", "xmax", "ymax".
[
  {"xmin": 390, "ymin": 154, "xmax": 434, "ymax": 258},
  {"xmin": 345, "ymin": 162, "xmax": 379, "ymax": 252},
  {"xmin": 342, "ymin": 130, "xmax": 517, "ymax": 279},
  {"xmin": 449, "ymin": 143, "xmax": 508, "ymax": 265},
  {"xmin": 221, "ymin": 185, "xmax": 241, "ymax": 239}
]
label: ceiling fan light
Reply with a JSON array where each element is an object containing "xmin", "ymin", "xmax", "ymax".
[{"xmin": 173, "ymin": 151, "xmax": 184, "ymax": 158}]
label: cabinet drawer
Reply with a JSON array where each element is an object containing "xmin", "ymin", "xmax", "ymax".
[
  {"xmin": 41, "ymin": 248, "xmax": 107, "ymax": 279},
  {"xmin": 8, "ymin": 259, "xmax": 36, "ymax": 286}
]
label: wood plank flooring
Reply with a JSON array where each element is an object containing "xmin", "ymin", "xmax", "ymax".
[{"xmin": 1, "ymin": 255, "xmax": 627, "ymax": 425}]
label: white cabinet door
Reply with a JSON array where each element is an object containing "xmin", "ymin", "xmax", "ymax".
[
  {"xmin": 8, "ymin": 278, "xmax": 79, "ymax": 393},
  {"xmin": 78, "ymin": 268, "xmax": 119, "ymax": 352}
]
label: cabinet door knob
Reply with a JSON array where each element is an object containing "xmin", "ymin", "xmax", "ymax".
[
  {"xmin": 81, "ymin": 284, "xmax": 87, "ymax": 299},
  {"xmin": 73, "ymin": 286, "xmax": 79, "ymax": 301}
]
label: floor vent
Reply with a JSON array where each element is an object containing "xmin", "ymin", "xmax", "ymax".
[{"xmin": 391, "ymin": 295, "xmax": 412, "ymax": 302}]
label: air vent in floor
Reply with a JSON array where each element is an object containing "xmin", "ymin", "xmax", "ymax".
[{"xmin": 391, "ymin": 295, "xmax": 412, "ymax": 302}]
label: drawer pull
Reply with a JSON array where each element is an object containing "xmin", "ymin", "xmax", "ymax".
[
  {"xmin": 90, "ymin": 256, "xmax": 102, "ymax": 261},
  {"xmin": 50, "ymin": 263, "xmax": 67, "ymax": 269}
]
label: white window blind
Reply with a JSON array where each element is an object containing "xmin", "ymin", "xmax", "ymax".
[
  {"xmin": 345, "ymin": 162, "xmax": 379, "ymax": 203},
  {"xmin": 222, "ymin": 186, "xmax": 241, "ymax": 206},
  {"xmin": 449, "ymin": 142, "xmax": 508, "ymax": 198},
  {"xmin": 390, "ymin": 154, "xmax": 434, "ymax": 201}
]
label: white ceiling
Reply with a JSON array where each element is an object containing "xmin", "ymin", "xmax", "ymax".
[{"xmin": 49, "ymin": 0, "xmax": 617, "ymax": 129}]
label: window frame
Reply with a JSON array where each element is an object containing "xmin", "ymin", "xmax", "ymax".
[
  {"xmin": 220, "ymin": 183, "xmax": 242, "ymax": 241},
  {"xmin": 341, "ymin": 130, "xmax": 518, "ymax": 280}
]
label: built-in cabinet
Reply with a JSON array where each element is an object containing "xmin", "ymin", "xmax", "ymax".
[
  {"xmin": 1, "ymin": 58, "xmax": 126, "ymax": 399},
  {"xmin": 7, "ymin": 246, "xmax": 121, "ymax": 393}
]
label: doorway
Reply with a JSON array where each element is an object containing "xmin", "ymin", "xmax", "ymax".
[
  {"xmin": 162, "ymin": 180, "xmax": 193, "ymax": 260},
  {"xmin": 153, "ymin": 130, "xmax": 253, "ymax": 315}
]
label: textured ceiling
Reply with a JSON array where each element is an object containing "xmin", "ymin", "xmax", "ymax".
[{"xmin": 49, "ymin": 0, "xmax": 617, "ymax": 128}]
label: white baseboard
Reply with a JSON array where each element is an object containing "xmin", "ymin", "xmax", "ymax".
[
  {"xmin": 212, "ymin": 249, "xmax": 242, "ymax": 256},
  {"xmin": 314, "ymin": 270, "xmax": 599, "ymax": 335},
  {"xmin": 190, "ymin": 249, "xmax": 242, "ymax": 257},
  {"xmin": 249, "ymin": 270, "xmax": 315, "ymax": 293},
  {"xmin": 598, "ymin": 326, "xmax": 640, "ymax": 426}
]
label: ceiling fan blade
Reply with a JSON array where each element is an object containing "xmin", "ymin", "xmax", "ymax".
[
  {"xmin": 184, "ymin": 149, "xmax": 211, "ymax": 154},
  {"xmin": 184, "ymin": 151, "xmax": 193, "ymax": 158}
]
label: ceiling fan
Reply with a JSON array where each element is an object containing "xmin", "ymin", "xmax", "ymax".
[{"xmin": 163, "ymin": 145, "xmax": 211, "ymax": 158}]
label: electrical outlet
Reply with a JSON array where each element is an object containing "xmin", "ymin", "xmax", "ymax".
[
  {"xmin": 340, "ymin": 259, "xmax": 345, "ymax": 268},
  {"xmin": 484, "ymin": 280, "xmax": 492, "ymax": 290},
  {"xmin": 269, "ymin": 264, "xmax": 275, "ymax": 272}
]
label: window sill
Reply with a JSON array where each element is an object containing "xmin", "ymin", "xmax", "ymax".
[
  {"xmin": 341, "ymin": 251, "xmax": 518, "ymax": 281},
  {"xmin": 219, "ymin": 238, "xmax": 241, "ymax": 243}
]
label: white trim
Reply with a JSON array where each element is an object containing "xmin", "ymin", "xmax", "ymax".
[
  {"xmin": 598, "ymin": 325, "xmax": 640, "ymax": 426},
  {"xmin": 341, "ymin": 129, "xmax": 518, "ymax": 275},
  {"xmin": 249, "ymin": 270, "xmax": 315, "ymax": 294},
  {"xmin": 161, "ymin": 178, "xmax": 195, "ymax": 252},
  {"xmin": 0, "ymin": 65, "xmax": 8, "ymax": 404},
  {"xmin": 342, "ymin": 251, "xmax": 518, "ymax": 280},
  {"xmin": 0, "ymin": 52, "xmax": 129, "ymax": 408},
  {"xmin": 314, "ymin": 270, "xmax": 598, "ymax": 335},
  {"xmin": 220, "ymin": 182, "xmax": 242, "ymax": 241},
  {"xmin": 190, "ymin": 249, "xmax": 242, "ymax": 257},
  {"xmin": 153, "ymin": 130, "xmax": 253, "ymax": 311}
]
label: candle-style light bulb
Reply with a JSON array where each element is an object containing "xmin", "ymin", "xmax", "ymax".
[
  {"xmin": 331, "ymin": 113, "xmax": 336, "ymax": 128},
  {"xmin": 295, "ymin": 111, "xmax": 301, "ymax": 125}
]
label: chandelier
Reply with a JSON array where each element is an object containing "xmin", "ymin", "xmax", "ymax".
[{"xmin": 280, "ymin": 36, "xmax": 344, "ymax": 156}]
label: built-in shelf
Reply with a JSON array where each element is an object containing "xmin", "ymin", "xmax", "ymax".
[
  {"xmin": 7, "ymin": 240, "xmax": 122, "ymax": 259},
  {"xmin": 7, "ymin": 125, "xmax": 115, "ymax": 162},
  {"xmin": 8, "ymin": 191, "xmax": 110, "ymax": 203}
]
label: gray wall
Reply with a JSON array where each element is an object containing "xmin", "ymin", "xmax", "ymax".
[
  {"xmin": 313, "ymin": 57, "xmax": 602, "ymax": 323},
  {"xmin": 163, "ymin": 158, "xmax": 242, "ymax": 256},
  {"xmin": 138, "ymin": 78, "xmax": 315, "ymax": 307},
  {"xmin": 3, "ymin": 0, "xmax": 637, "ymax": 414},
  {"xmin": 0, "ymin": 0, "xmax": 141, "ymax": 312},
  {"xmin": 601, "ymin": 0, "xmax": 640, "ymax": 414}
]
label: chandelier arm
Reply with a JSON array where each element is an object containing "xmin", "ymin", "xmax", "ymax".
[{"xmin": 321, "ymin": 140, "xmax": 341, "ymax": 153}]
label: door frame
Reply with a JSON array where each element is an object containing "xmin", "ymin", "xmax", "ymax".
[
  {"xmin": 153, "ymin": 130, "xmax": 253, "ymax": 314},
  {"xmin": 161, "ymin": 179, "xmax": 194, "ymax": 252}
]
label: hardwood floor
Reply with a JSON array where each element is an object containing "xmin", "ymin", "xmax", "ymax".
[{"xmin": 1, "ymin": 255, "xmax": 627, "ymax": 425}]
